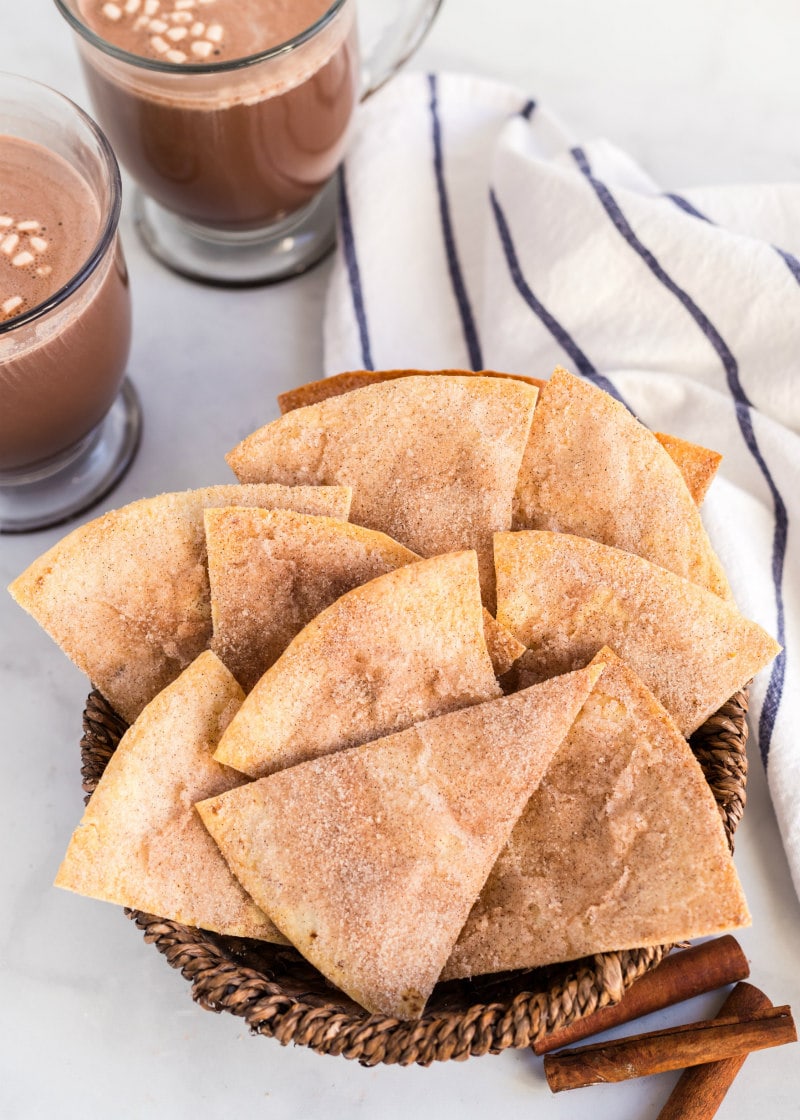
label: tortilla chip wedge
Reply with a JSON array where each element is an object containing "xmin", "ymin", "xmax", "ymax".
[
  {"xmin": 226, "ymin": 375, "xmax": 538, "ymax": 603},
  {"xmin": 278, "ymin": 369, "xmax": 720, "ymax": 507},
  {"xmin": 512, "ymin": 368, "xmax": 732, "ymax": 598},
  {"xmin": 444, "ymin": 650, "xmax": 750, "ymax": 979},
  {"xmin": 653, "ymin": 431, "xmax": 722, "ymax": 506},
  {"xmin": 198, "ymin": 661, "xmax": 604, "ymax": 1018},
  {"xmin": 496, "ymin": 531, "xmax": 780, "ymax": 737},
  {"xmin": 55, "ymin": 651, "xmax": 284, "ymax": 943},
  {"xmin": 277, "ymin": 368, "xmax": 546, "ymax": 413},
  {"xmin": 213, "ymin": 551, "xmax": 502, "ymax": 778},
  {"xmin": 206, "ymin": 508, "xmax": 524, "ymax": 690},
  {"xmin": 207, "ymin": 508, "xmax": 417, "ymax": 691},
  {"xmin": 8, "ymin": 484, "xmax": 352, "ymax": 724}
]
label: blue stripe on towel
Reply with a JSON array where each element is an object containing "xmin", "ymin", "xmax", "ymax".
[
  {"xmin": 664, "ymin": 192, "xmax": 713, "ymax": 223},
  {"xmin": 776, "ymin": 247, "xmax": 800, "ymax": 286},
  {"xmin": 519, "ymin": 98, "xmax": 537, "ymax": 120},
  {"xmin": 574, "ymin": 147, "xmax": 787, "ymax": 764},
  {"xmin": 666, "ymin": 192, "xmax": 800, "ymax": 288},
  {"xmin": 488, "ymin": 188, "xmax": 631, "ymax": 408},
  {"xmin": 428, "ymin": 74, "xmax": 484, "ymax": 371},
  {"xmin": 337, "ymin": 164, "xmax": 374, "ymax": 370}
]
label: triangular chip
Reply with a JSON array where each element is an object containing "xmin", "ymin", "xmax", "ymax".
[
  {"xmin": 214, "ymin": 551, "xmax": 502, "ymax": 778},
  {"xmin": 206, "ymin": 508, "xmax": 523, "ymax": 690},
  {"xmin": 277, "ymin": 368, "xmax": 545, "ymax": 413},
  {"xmin": 512, "ymin": 368, "xmax": 732, "ymax": 599},
  {"xmin": 227, "ymin": 374, "xmax": 538, "ymax": 602},
  {"xmin": 198, "ymin": 661, "xmax": 604, "ymax": 1018},
  {"xmin": 8, "ymin": 484, "xmax": 352, "ymax": 723},
  {"xmin": 496, "ymin": 531, "xmax": 780, "ymax": 736},
  {"xmin": 444, "ymin": 649, "xmax": 750, "ymax": 979},
  {"xmin": 206, "ymin": 508, "xmax": 418, "ymax": 690},
  {"xmin": 653, "ymin": 431, "xmax": 721, "ymax": 506},
  {"xmin": 279, "ymin": 370, "xmax": 720, "ymax": 507},
  {"xmin": 55, "ymin": 651, "xmax": 284, "ymax": 943}
]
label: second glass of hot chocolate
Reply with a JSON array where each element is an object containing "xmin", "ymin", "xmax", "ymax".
[
  {"xmin": 0, "ymin": 74, "xmax": 138, "ymax": 532},
  {"xmin": 55, "ymin": 0, "xmax": 443, "ymax": 284}
]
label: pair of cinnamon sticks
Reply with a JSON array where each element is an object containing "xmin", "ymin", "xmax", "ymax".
[{"xmin": 536, "ymin": 936, "xmax": 796, "ymax": 1117}]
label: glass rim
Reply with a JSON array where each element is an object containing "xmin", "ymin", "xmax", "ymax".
[
  {"xmin": 53, "ymin": 0, "xmax": 348, "ymax": 76},
  {"xmin": 0, "ymin": 72, "xmax": 122, "ymax": 337}
]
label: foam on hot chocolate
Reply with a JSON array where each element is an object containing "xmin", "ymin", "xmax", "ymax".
[
  {"xmin": 0, "ymin": 137, "xmax": 100, "ymax": 323},
  {"xmin": 80, "ymin": 0, "xmax": 334, "ymax": 66}
]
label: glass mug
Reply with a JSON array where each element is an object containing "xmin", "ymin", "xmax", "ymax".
[
  {"xmin": 0, "ymin": 73, "xmax": 139, "ymax": 534},
  {"xmin": 54, "ymin": 0, "xmax": 444, "ymax": 285}
]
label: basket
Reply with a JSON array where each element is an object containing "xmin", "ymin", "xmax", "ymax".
[{"xmin": 79, "ymin": 687, "xmax": 749, "ymax": 1067}]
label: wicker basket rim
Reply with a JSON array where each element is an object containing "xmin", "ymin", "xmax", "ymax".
[{"xmin": 79, "ymin": 686, "xmax": 749, "ymax": 1067}]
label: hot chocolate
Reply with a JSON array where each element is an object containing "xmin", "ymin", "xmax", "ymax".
[
  {"xmin": 80, "ymin": 0, "xmax": 335, "ymax": 65},
  {"xmin": 74, "ymin": 0, "xmax": 359, "ymax": 229},
  {"xmin": 0, "ymin": 135, "xmax": 131, "ymax": 472},
  {"xmin": 1, "ymin": 136, "xmax": 99, "ymax": 323}
]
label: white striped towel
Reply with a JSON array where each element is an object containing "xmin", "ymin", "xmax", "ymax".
[{"xmin": 324, "ymin": 71, "xmax": 800, "ymax": 900}]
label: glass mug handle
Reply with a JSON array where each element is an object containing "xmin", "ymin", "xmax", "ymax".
[{"xmin": 357, "ymin": 0, "xmax": 445, "ymax": 99}]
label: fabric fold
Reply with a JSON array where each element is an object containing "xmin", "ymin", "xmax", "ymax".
[{"xmin": 323, "ymin": 71, "xmax": 800, "ymax": 900}]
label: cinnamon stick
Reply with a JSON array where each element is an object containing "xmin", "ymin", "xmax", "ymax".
[
  {"xmin": 656, "ymin": 983, "xmax": 773, "ymax": 1119},
  {"xmin": 534, "ymin": 936, "xmax": 749, "ymax": 1054},
  {"xmin": 543, "ymin": 1004, "xmax": 796, "ymax": 1093}
]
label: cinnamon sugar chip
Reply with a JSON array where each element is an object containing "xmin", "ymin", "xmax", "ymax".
[
  {"xmin": 8, "ymin": 485, "xmax": 352, "ymax": 724},
  {"xmin": 653, "ymin": 430, "xmax": 722, "ymax": 506},
  {"xmin": 213, "ymin": 551, "xmax": 501, "ymax": 779},
  {"xmin": 276, "ymin": 368, "xmax": 546, "ymax": 414},
  {"xmin": 495, "ymin": 531, "xmax": 780, "ymax": 736},
  {"xmin": 227, "ymin": 374, "xmax": 538, "ymax": 606},
  {"xmin": 512, "ymin": 368, "xmax": 733, "ymax": 600},
  {"xmin": 198, "ymin": 662, "xmax": 603, "ymax": 1017},
  {"xmin": 56, "ymin": 652, "xmax": 285, "ymax": 943},
  {"xmin": 444, "ymin": 650, "xmax": 750, "ymax": 979},
  {"xmin": 206, "ymin": 508, "xmax": 418, "ymax": 692}
]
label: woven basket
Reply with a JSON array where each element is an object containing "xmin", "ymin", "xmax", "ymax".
[{"xmin": 79, "ymin": 687, "xmax": 748, "ymax": 1067}]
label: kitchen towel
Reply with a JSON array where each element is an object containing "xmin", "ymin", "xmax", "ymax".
[{"xmin": 324, "ymin": 72, "xmax": 800, "ymax": 899}]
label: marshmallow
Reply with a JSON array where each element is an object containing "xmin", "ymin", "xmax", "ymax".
[{"xmin": 2, "ymin": 296, "xmax": 24, "ymax": 316}]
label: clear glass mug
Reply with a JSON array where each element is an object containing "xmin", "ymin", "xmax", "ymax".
[
  {"xmin": 0, "ymin": 73, "xmax": 139, "ymax": 534},
  {"xmin": 54, "ymin": 0, "xmax": 444, "ymax": 285}
]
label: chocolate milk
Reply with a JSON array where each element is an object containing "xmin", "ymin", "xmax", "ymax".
[
  {"xmin": 77, "ymin": 0, "xmax": 359, "ymax": 229},
  {"xmin": 0, "ymin": 137, "xmax": 130, "ymax": 472}
]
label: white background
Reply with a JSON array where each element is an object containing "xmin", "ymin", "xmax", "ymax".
[{"xmin": 2, "ymin": 2, "xmax": 800, "ymax": 1117}]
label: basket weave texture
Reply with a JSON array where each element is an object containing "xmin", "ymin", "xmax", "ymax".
[{"xmin": 80, "ymin": 687, "xmax": 748, "ymax": 1067}]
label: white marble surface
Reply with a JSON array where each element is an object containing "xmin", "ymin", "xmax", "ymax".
[{"xmin": 2, "ymin": 2, "xmax": 800, "ymax": 1117}]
